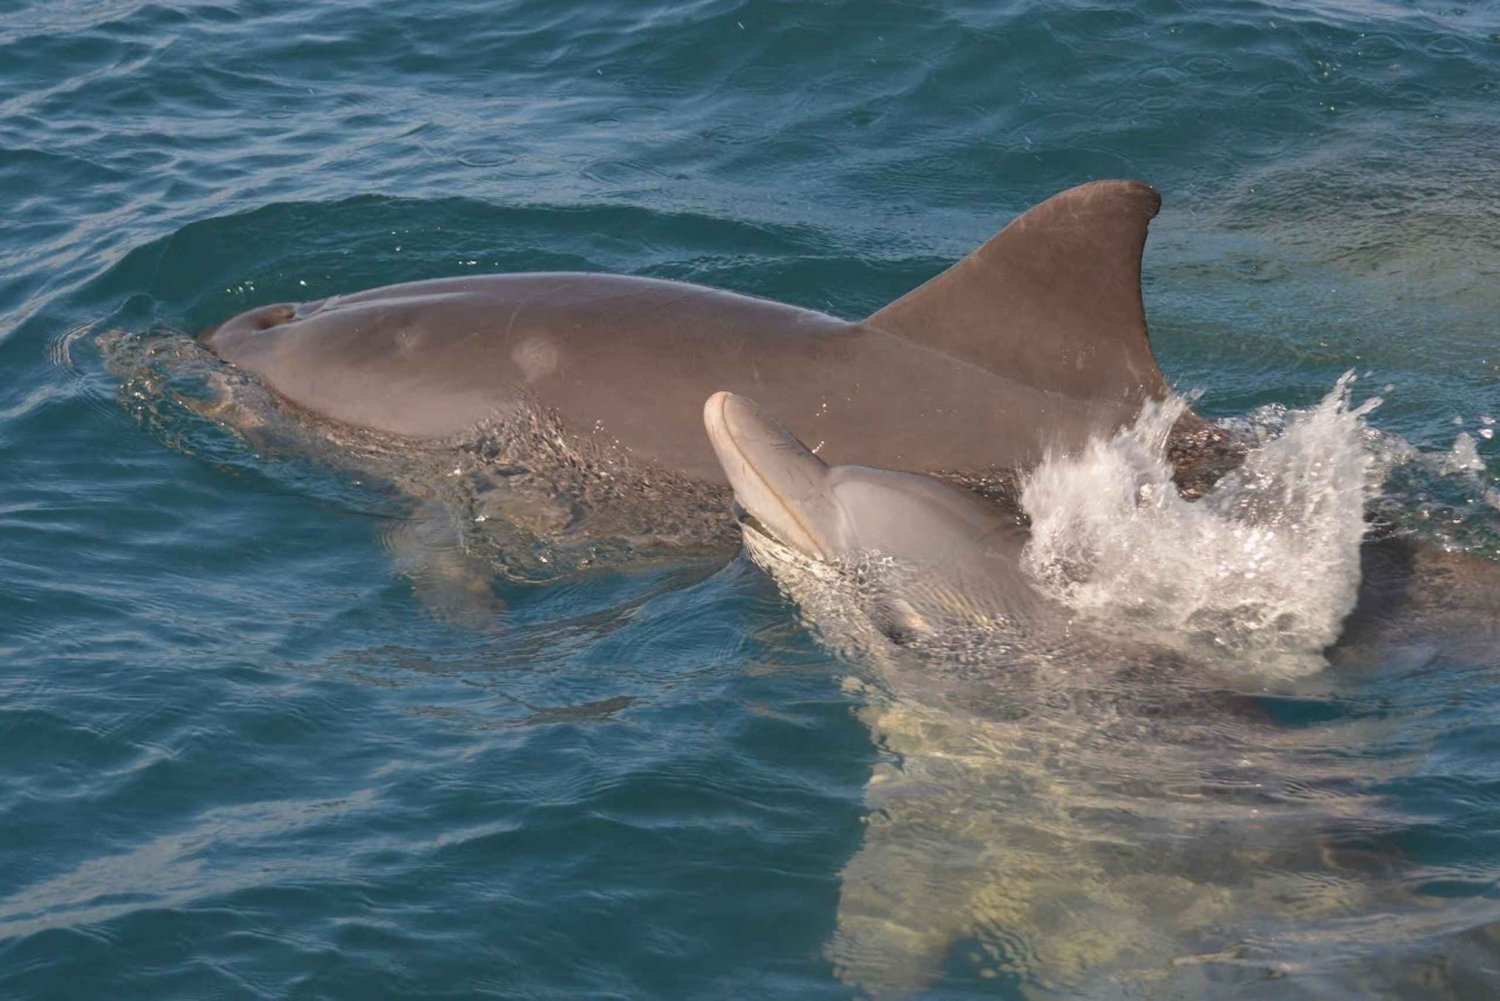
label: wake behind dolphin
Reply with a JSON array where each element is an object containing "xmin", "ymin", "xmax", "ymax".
[{"xmin": 1023, "ymin": 375, "xmax": 1381, "ymax": 674}]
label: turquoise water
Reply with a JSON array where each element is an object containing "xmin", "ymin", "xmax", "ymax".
[{"xmin": 4, "ymin": 1, "xmax": 1500, "ymax": 997}]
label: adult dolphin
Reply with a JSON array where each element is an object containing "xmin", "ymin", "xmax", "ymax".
[{"xmin": 202, "ymin": 181, "xmax": 1217, "ymax": 488}]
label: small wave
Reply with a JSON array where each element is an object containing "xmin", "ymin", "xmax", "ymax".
[
  {"xmin": 1443, "ymin": 431, "xmax": 1487, "ymax": 476},
  {"xmin": 1022, "ymin": 373, "xmax": 1381, "ymax": 678}
]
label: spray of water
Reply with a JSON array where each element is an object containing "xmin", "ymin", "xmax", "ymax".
[{"xmin": 1021, "ymin": 372, "xmax": 1381, "ymax": 677}]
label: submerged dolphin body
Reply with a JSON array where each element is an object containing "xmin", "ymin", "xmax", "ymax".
[
  {"xmin": 701, "ymin": 390, "xmax": 1500, "ymax": 996},
  {"xmin": 201, "ymin": 181, "xmax": 1199, "ymax": 490},
  {"xmin": 698, "ymin": 388, "xmax": 1282, "ymax": 991}
]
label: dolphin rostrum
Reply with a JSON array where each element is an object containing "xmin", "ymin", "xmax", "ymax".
[{"xmin": 202, "ymin": 181, "xmax": 1217, "ymax": 491}]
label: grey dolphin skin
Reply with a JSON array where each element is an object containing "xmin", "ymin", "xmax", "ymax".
[
  {"xmin": 202, "ymin": 181, "xmax": 1197, "ymax": 486},
  {"xmin": 703, "ymin": 389, "xmax": 1051, "ymax": 636}
]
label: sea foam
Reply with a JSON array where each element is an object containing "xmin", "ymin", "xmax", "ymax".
[{"xmin": 1021, "ymin": 373, "xmax": 1381, "ymax": 677}]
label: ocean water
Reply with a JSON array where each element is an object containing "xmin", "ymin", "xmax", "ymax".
[{"xmin": 3, "ymin": 1, "xmax": 1500, "ymax": 998}]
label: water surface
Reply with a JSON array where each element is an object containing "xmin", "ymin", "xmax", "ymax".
[{"xmin": 3, "ymin": 1, "xmax": 1499, "ymax": 997}]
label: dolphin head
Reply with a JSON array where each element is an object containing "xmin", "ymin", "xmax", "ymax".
[
  {"xmin": 703, "ymin": 391, "xmax": 842, "ymax": 559},
  {"xmin": 703, "ymin": 390, "xmax": 1031, "ymax": 576}
]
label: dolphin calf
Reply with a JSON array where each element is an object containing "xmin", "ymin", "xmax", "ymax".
[
  {"xmin": 702, "ymin": 384, "xmax": 1500, "ymax": 661},
  {"xmin": 701, "ymin": 390, "xmax": 1500, "ymax": 995},
  {"xmin": 201, "ymin": 181, "xmax": 1227, "ymax": 494},
  {"xmin": 699, "ymin": 387, "xmax": 1309, "ymax": 991}
]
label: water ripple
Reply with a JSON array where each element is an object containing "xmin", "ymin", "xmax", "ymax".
[{"xmin": 2, "ymin": 0, "xmax": 1499, "ymax": 996}]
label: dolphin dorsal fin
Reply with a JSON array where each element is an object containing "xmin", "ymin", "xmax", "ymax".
[{"xmin": 866, "ymin": 180, "xmax": 1169, "ymax": 405}]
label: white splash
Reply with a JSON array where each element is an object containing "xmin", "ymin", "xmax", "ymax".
[{"xmin": 1021, "ymin": 373, "xmax": 1381, "ymax": 677}]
